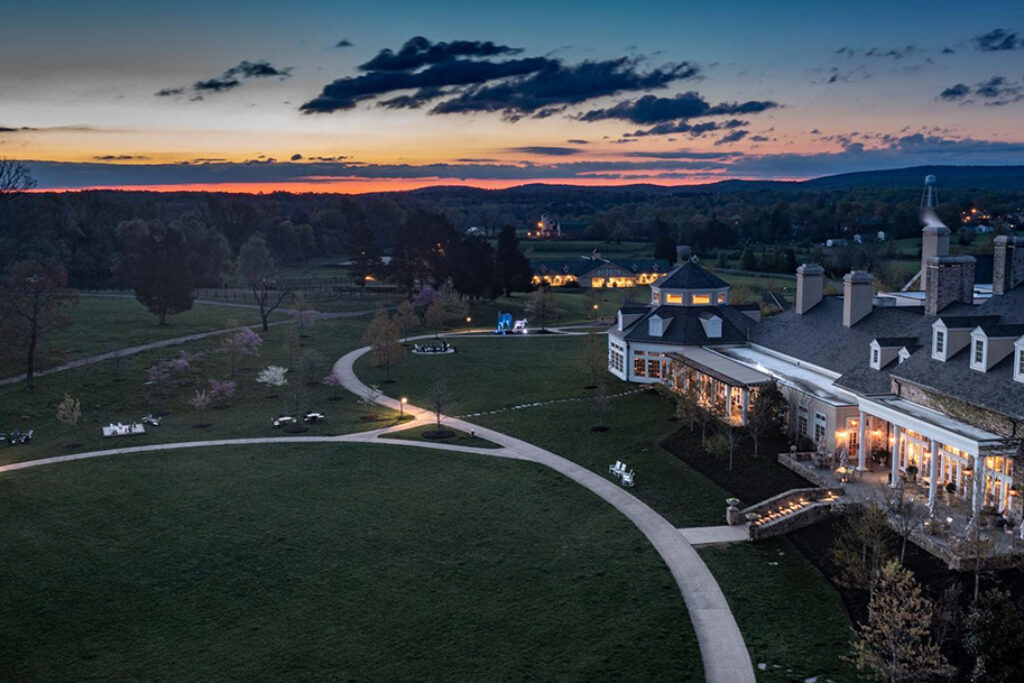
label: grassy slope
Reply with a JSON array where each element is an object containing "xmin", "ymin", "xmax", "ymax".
[
  {"xmin": 0, "ymin": 317, "xmax": 397, "ymax": 466},
  {"xmin": 0, "ymin": 443, "xmax": 701, "ymax": 682},
  {"xmin": 357, "ymin": 332, "xmax": 862, "ymax": 679},
  {"xmin": 0, "ymin": 297, "xmax": 289, "ymax": 378}
]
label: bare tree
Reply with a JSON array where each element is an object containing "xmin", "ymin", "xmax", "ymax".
[
  {"xmin": 0, "ymin": 260, "xmax": 78, "ymax": 390},
  {"xmin": 0, "ymin": 158, "xmax": 36, "ymax": 205},
  {"xmin": 525, "ymin": 288, "xmax": 561, "ymax": 331},
  {"xmin": 581, "ymin": 330, "xmax": 606, "ymax": 387},
  {"xmin": 830, "ymin": 506, "xmax": 896, "ymax": 600},
  {"xmin": 426, "ymin": 381, "xmax": 453, "ymax": 431},
  {"xmin": 884, "ymin": 486, "xmax": 926, "ymax": 563},
  {"xmin": 238, "ymin": 234, "xmax": 291, "ymax": 331},
  {"xmin": 745, "ymin": 381, "xmax": 787, "ymax": 457}
]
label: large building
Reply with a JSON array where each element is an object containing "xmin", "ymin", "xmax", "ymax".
[
  {"xmin": 609, "ymin": 208, "xmax": 1024, "ymax": 525},
  {"xmin": 531, "ymin": 257, "xmax": 670, "ymax": 288}
]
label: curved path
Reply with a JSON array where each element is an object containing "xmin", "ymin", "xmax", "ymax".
[
  {"xmin": 0, "ymin": 306, "xmax": 383, "ymax": 388},
  {"xmin": 334, "ymin": 338, "xmax": 755, "ymax": 683},
  {"xmin": 0, "ymin": 331, "xmax": 755, "ymax": 682}
]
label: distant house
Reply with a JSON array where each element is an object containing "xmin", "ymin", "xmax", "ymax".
[
  {"xmin": 530, "ymin": 257, "xmax": 670, "ymax": 288},
  {"xmin": 826, "ymin": 238, "xmax": 848, "ymax": 248},
  {"xmin": 526, "ymin": 214, "xmax": 588, "ymax": 239}
]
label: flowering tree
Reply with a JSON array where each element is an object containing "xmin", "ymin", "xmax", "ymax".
[
  {"xmin": 190, "ymin": 389, "xmax": 213, "ymax": 426},
  {"xmin": 256, "ymin": 365, "xmax": 288, "ymax": 393},
  {"xmin": 222, "ymin": 327, "xmax": 263, "ymax": 376},
  {"xmin": 208, "ymin": 379, "xmax": 237, "ymax": 407},
  {"xmin": 322, "ymin": 372, "xmax": 344, "ymax": 400}
]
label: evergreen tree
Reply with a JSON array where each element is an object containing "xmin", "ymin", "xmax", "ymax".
[
  {"xmin": 653, "ymin": 219, "xmax": 677, "ymax": 264},
  {"xmin": 494, "ymin": 225, "xmax": 532, "ymax": 297},
  {"xmin": 132, "ymin": 227, "xmax": 194, "ymax": 326}
]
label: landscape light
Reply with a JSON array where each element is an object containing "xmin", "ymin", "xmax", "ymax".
[{"xmin": 400, "ymin": 396, "xmax": 408, "ymax": 417}]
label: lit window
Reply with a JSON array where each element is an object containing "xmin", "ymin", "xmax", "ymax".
[
  {"xmin": 633, "ymin": 357, "xmax": 646, "ymax": 377},
  {"xmin": 647, "ymin": 360, "xmax": 661, "ymax": 378},
  {"xmin": 813, "ymin": 412, "xmax": 827, "ymax": 445},
  {"xmin": 692, "ymin": 294, "xmax": 711, "ymax": 305},
  {"xmin": 974, "ymin": 339, "xmax": 985, "ymax": 365},
  {"xmin": 716, "ymin": 292, "xmax": 727, "ymax": 303},
  {"xmin": 935, "ymin": 330, "xmax": 945, "ymax": 355},
  {"xmin": 665, "ymin": 294, "xmax": 683, "ymax": 304}
]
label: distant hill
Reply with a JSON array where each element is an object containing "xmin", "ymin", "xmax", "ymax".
[{"xmin": 397, "ymin": 165, "xmax": 1024, "ymax": 200}]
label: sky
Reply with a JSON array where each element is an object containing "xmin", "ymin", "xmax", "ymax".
[{"xmin": 3, "ymin": 0, "xmax": 1024, "ymax": 193}]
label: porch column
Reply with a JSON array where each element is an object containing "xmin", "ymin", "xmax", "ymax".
[
  {"xmin": 972, "ymin": 454, "xmax": 987, "ymax": 515},
  {"xmin": 857, "ymin": 411, "xmax": 867, "ymax": 471},
  {"xmin": 890, "ymin": 424, "xmax": 901, "ymax": 488},
  {"xmin": 928, "ymin": 439, "xmax": 939, "ymax": 516},
  {"xmin": 741, "ymin": 388, "xmax": 749, "ymax": 427},
  {"xmin": 725, "ymin": 386, "xmax": 733, "ymax": 418}
]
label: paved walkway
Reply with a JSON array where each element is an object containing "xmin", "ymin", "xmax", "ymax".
[
  {"xmin": 0, "ymin": 329, "xmax": 756, "ymax": 682},
  {"xmin": 333, "ymin": 336, "xmax": 755, "ymax": 683},
  {"xmin": 679, "ymin": 525, "xmax": 751, "ymax": 546},
  {"xmin": 0, "ymin": 306, "xmax": 382, "ymax": 387}
]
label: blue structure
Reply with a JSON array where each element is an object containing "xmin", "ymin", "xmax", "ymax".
[{"xmin": 496, "ymin": 312, "xmax": 512, "ymax": 334}]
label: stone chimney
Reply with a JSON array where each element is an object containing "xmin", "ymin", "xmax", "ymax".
[
  {"xmin": 795, "ymin": 263, "xmax": 824, "ymax": 314},
  {"xmin": 993, "ymin": 235, "xmax": 1024, "ymax": 295},
  {"xmin": 924, "ymin": 256, "xmax": 975, "ymax": 315},
  {"xmin": 920, "ymin": 216, "xmax": 950, "ymax": 292},
  {"xmin": 843, "ymin": 271, "xmax": 874, "ymax": 327}
]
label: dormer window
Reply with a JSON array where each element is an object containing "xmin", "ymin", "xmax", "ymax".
[
  {"xmin": 871, "ymin": 347, "xmax": 880, "ymax": 366},
  {"xmin": 935, "ymin": 330, "xmax": 944, "ymax": 355},
  {"xmin": 898, "ymin": 347, "xmax": 910, "ymax": 364},
  {"xmin": 1015, "ymin": 338, "xmax": 1024, "ymax": 383},
  {"xmin": 699, "ymin": 314, "xmax": 722, "ymax": 338},
  {"xmin": 974, "ymin": 339, "xmax": 985, "ymax": 365}
]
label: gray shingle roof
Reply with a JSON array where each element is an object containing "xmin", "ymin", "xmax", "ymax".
[
  {"xmin": 619, "ymin": 304, "xmax": 755, "ymax": 345},
  {"xmin": 653, "ymin": 261, "xmax": 729, "ymax": 290}
]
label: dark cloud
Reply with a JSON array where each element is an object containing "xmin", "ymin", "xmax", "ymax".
[
  {"xmin": 302, "ymin": 36, "xmax": 703, "ymax": 120},
  {"xmin": 378, "ymin": 87, "xmax": 447, "ymax": 109},
  {"xmin": 335, "ymin": 39, "xmax": 353, "ymax": 48},
  {"xmin": 156, "ymin": 60, "xmax": 292, "ymax": 99},
  {"xmin": 566, "ymin": 139, "xmax": 588, "ymax": 144},
  {"xmin": 359, "ymin": 36, "xmax": 522, "ymax": 72},
  {"xmin": 835, "ymin": 45, "xmax": 918, "ymax": 59},
  {"xmin": 974, "ymin": 75, "xmax": 1020, "ymax": 99},
  {"xmin": 714, "ymin": 130, "xmax": 749, "ymax": 146},
  {"xmin": 938, "ymin": 83, "xmax": 970, "ymax": 100},
  {"xmin": 973, "ymin": 28, "xmax": 1021, "ymax": 52},
  {"xmin": 579, "ymin": 92, "xmax": 777, "ymax": 124},
  {"xmin": 0, "ymin": 125, "xmax": 37, "ymax": 133},
  {"xmin": 750, "ymin": 135, "xmax": 770, "ymax": 142},
  {"xmin": 623, "ymin": 150, "xmax": 743, "ymax": 160},
  {"xmin": 941, "ymin": 47, "xmax": 955, "ymax": 54},
  {"xmin": 626, "ymin": 117, "xmax": 748, "ymax": 138},
  {"xmin": 429, "ymin": 58, "xmax": 700, "ymax": 120},
  {"xmin": 194, "ymin": 77, "xmax": 241, "ymax": 93},
  {"xmin": 506, "ymin": 146, "xmax": 583, "ymax": 156},
  {"xmin": 224, "ymin": 60, "xmax": 293, "ymax": 79},
  {"xmin": 290, "ymin": 153, "xmax": 303, "ymax": 161},
  {"xmin": 92, "ymin": 155, "xmax": 148, "ymax": 160},
  {"xmin": 301, "ymin": 57, "xmax": 554, "ymax": 112}
]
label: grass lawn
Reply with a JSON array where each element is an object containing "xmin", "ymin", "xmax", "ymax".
[
  {"xmin": 0, "ymin": 443, "xmax": 702, "ymax": 681},
  {"xmin": 699, "ymin": 540, "xmax": 859, "ymax": 682},
  {"xmin": 379, "ymin": 423, "xmax": 503, "ymax": 449},
  {"xmin": 0, "ymin": 296, "xmax": 290, "ymax": 379},
  {"xmin": 356, "ymin": 335, "xmax": 621, "ymax": 416},
  {"xmin": 0, "ymin": 317, "xmax": 394, "ymax": 466}
]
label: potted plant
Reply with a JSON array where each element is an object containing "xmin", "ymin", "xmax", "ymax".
[
  {"xmin": 905, "ymin": 465, "xmax": 918, "ymax": 484},
  {"xmin": 944, "ymin": 481, "xmax": 956, "ymax": 505},
  {"xmin": 726, "ymin": 497, "xmax": 741, "ymax": 508}
]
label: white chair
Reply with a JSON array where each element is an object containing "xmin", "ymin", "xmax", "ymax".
[
  {"xmin": 621, "ymin": 470, "xmax": 635, "ymax": 488},
  {"xmin": 609, "ymin": 461, "xmax": 624, "ymax": 477}
]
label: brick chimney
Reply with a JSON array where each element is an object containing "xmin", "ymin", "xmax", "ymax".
[
  {"xmin": 920, "ymin": 218, "xmax": 950, "ymax": 292},
  {"xmin": 795, "ymin": 263, "xmax": 824, "ymax": 314},
  {"xmin": 924, "ymin": 256, "xmax": 975, "ymax": 315},
  {"xmin": 843, "ymin": 271, "xmax": 874, "ymax": 327},
  {"xmin": 993, "ymin": 235, "xmax": 1024, "ymax": 295}
]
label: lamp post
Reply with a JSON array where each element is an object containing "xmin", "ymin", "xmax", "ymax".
[
  {"xmin": 400, "ymin": 396, "xmax": 408, "ymax": 418},
  {"xmin": 465, "ymin": 316, "xmax": 472, "ymax": 330}
]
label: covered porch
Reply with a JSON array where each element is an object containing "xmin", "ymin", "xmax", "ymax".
[
  {"xmin": 666, "ymin": 348, "xmax": 773, "ymax": 426},
  {"xmin": 851, "ymin": 396, "xmax": 1020, "ymax": 520}
]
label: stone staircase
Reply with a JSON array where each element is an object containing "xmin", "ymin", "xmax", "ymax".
[{"xmin": 729, "ymin": 487, "xmax": 846, "ymax": 541}]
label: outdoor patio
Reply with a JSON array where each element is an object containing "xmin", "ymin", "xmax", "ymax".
[{"xmin": 778, "ymin": 450, "xmax": 1024, "ymax": 569}]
